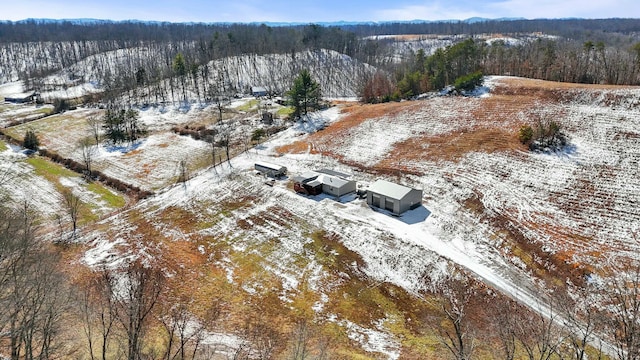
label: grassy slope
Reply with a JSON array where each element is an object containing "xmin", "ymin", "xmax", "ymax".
[
  {"xmin": 277, "ymin": 77, "xmax": 640, "ymax": 286},
  {"xmin": 26, "ymin": 156, "xmax": 126, "ymax": 223},
  {"xmin": 76, "ymin": 172, "xmax": 456, "ymax": 358},
  {"xmin": 15, "ymin": 77, "xmax": 635, "ymax": 358}
]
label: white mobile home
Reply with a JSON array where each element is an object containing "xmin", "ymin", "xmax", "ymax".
[
  {"xmin": 293, "ymin": 171, "xmax": 356, "ymax": 198},
  {"xmin": 251, "ymin": 86, "xmax": 268, "ymax": 97},
  {"xmin": 319, "ymin": 174, "xmax": 356, "ymax": 197}
]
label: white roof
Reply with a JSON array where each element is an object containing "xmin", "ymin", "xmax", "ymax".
[
  {"xmin": 319, "ymin": 174, "xmax": 350, "ymax": 188},
  {"xmin": 300, "ymin": 171, "xmax": 320, "ymax": 179},
  {"xmin": 368, "ymin": 179, "xmax": 415, "ymax": 200},
  {"xmin": 292, "ymin": 171, "xmax": 319, "ymax": 183},
  {"xmin": 4, "ymin": 91, "xmax": 35, "ymax": 99},
  {"xmin": 255, "ymin": 161, "xmax": 285, "ymax": 170},
  {"xmin": 316, "ymin": 168, "xmax": 351, "ymax": 179}
]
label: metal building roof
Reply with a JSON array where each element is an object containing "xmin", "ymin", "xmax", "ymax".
[
  {"xmin": 316, "ymin": 168, "xmax": 351, "ymax": 179},
  {"xmin": 292, "ymin": 171, "xmax": 319, "ymax": 184},
  {"xmin": 368, "ymin": 179, "xmax": 415, "ymax": 200},
  {"xmin": 319, "ymin": 174, "xmax": 350, "ymax": 188},
  {"xmin": 255, "ymin": 161, "xmax": 286, "ymax": 171}
]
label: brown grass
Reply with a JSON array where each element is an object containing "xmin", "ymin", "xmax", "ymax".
[
  {"xmin": 463, "ymin": 195, "xmax": 589, "ymax": 288},
  {"xmin": 276, "ymin": 101, "xmax": 424, "ymax": 155},
  {"xmin": 497, "ymin": 76, "xmax": 640, "ymax": 90},
  {"xmin": 63, "ymin": 78, "xmax": 638, "ymax": 357},
  {"xmin": 380, "ymin": 127, "xmax": 525, "ymax": 168}
]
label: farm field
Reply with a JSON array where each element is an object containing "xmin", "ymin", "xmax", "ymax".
[
  {"xmin": 17, "ymin": 76, "xmax": 629, "ymax": 357},
  {"xmin": 278, "ymin": 76, "xmax": 640, "ymax": 281},
  {"xmin": 0, "ymin": 137, "xmax": 126, "ymax": 237},
  {"xmin": 2, "ymin": 15, "xmax": 640, "ymax": 359}
]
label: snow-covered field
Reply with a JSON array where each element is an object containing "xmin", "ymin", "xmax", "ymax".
[
  {"xmin": 94, "ymin": 132, "xmax": 212, "ymax": 191},
  {"xmin": 3, "ymin": 74, "xmax": 639, "ymax": 358},
  {"xmin": 0, "ymin": 144, "xmax": 63, "ymax": 218},
  {"xmin": 78, "ymin": 76, "xmax": 640, "ymax": 357},
  {"xmin": 0, "ymin": 140, "xmax": 123, "ymax": 230}
]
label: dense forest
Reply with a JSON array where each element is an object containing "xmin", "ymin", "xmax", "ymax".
[{"xmin": 2, "ymin": 18, "xmax": 640, "ymax": 105}]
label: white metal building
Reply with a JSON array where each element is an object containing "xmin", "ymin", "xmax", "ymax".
[{"xmin": 366, "ymin": 179, "xmax": 422, "ymax": 215}]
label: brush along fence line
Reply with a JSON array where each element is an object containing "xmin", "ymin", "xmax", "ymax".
[
  {"xmin": 37, "ymin": 148, "xmax": 154, "ymax": 199},
  {"xmin": 0, "ymin": 128, "xmax": 155, "ymax": 201}
]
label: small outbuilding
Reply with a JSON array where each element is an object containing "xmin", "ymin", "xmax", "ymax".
[
  {"xmin": 4, "ymin": 91, "xmax": 37, "ymax": 103},
  {"xmin": 255, "ymin": 161, "xmax": 287, "ymax": 178},
  {"xmin": 251, "ymin": 86, "xmax": 268, "ymax": 97},
  {"xmin": 320, "ymin": 174, "xmax": 356, "ymax": 197},
  {"xmin": 261, "ymin": 111, "xmax": 274, "ymax": 125},
  {"xmin": 292, "ymin": 171, "xmax": 323, "ymax": 195},
  {"xmin": 366, "ymin": 179, "xmax": 422, "ymax": 215}
]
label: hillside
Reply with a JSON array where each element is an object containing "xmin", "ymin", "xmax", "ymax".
[
  {"xmin": 280, "ymin": 77, "xmax": 640, "ymax": 277},
  {"xmin": 7, "ymin": 76, "xmax": 626, "ymax": 358},
  {"xmin": 3, "ymin": 16, "xmax": 640, "ymax": 359}
]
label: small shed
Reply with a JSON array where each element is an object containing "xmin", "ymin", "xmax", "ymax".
[
  {"xmin": 261, "ymin": 111, "xmax": 274, "ymax": 125},
  {"xmin": 366, "ymin": 180, "xmax": 422, "ymax": 215},
  {"xmin": 293, "ymin": 171, "xmax": 322, "ymax": 195},
  {"xmin": 255, "ymin": 161, "xmax": 287, "ymax": 178},
  {"xmin": 251, "ymin": 86, "xmax": 268, "ymax": 97},
  {"xmin": 4, "ymin": 91, "xmax": 36, "ymax": 103}
]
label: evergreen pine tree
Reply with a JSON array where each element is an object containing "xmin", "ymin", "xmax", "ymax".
[
  {"xmin": 23, "ymin": 129, "xmax": 40, "ymax": 151},
  {"xmin": 286, "ymin": 69, "xmax": 321, "ymax": 120}
]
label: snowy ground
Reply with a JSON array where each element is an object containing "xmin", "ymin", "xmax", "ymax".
[
  {"xmin": 0, "ymin": 144, "xmax": 63, "ymax": 218},
  {"xmin": 93, "ymin": 132, "xmax": 212, "ymax": 191},
  {"xmin": 79, "ymin": 94, "xmax": 580, "ymax": 358},
  {"xmin": 4, "ymin": 74, "xmax": 637, "ymax": 358}
]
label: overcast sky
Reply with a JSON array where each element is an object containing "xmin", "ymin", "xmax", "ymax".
[{"xmin": 2, "ymin": 0, "xmax": 639, "ymax": 23}]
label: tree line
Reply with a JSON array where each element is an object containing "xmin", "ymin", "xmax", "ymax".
[
  {"xmin": 361, "ymin": 35, "xmax": 640, "ymax": 103},
  {"xmin": 344, "ymin": 18, "xmax": 640, "ymax": 41},
  {"xmin": 3, "ymin": 18, "xmax": 639, "ymax": 44},
  {"xmin": 2, "ymin": 19, "xmax": 640, "ymax": 106}
]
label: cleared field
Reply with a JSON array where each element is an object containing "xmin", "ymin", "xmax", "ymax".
[
  {"xmin": 0, "ymin": 103, "xmax": 54, "ymax": 127},
  {"xmin": 277, "ymin": 76, "xmax": 640, "ymax": 281},
  {"xmin": 23, "ymin": 76, "xmax": 640, "ymax": 358},
  {"xmin": 3, "ymin": 107, "xmax": 217, "ymax": 191},
  {"xmin": 0, "ymin": 144, "xmax": 126, "ymax": 234},
  {"xmin": 4, "ymin": 108, "xmax": 102, "ymax": 152}
]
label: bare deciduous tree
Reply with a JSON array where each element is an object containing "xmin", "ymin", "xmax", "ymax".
[
  {"xmin": 205, "ymin": 133, "xmax": 217, "ymax": 169},
  {"xmin": 62, "ymin": 188, "xmax": 81, "ymax": 238},
  {"xmin": 556, "ymin": 286, "xmax": 605, "ymax": 360},
  {"xmin": 435, "ymin": 277, "xmax": 477, "ymax": 360},
  {"xmin": 87, "ymin": 116, "xmax": 102, "ymax": 145},
  {"xmin": 0, "ymin": 202, "xmax": 70, "ymax": 360},
  {"xmin": 514, "ymin": 297, "xmax": 565, "ymax": 360},
  {"xmin": 159, "ymin": 296, "xmax": 220, "ymax": 360},
  {"xmin": 487, "ymin": 295, "xmax": 519, "ymax": 360},
  {"xmin": 79, "ymin": 138, "xmax": 97, "ymax": 179},
  {"xmin": 290, "ymin": 318, "xmax": 311, "ymax": 360},
  {"xmin": 605, "ymin": 256, "xmax": 640, "ymax": 360},
  {"xmin": 218, "ymin": 123, "xmax": 232, "ymax": 167},
  {"xmin": 114, "ymin": 260, "xmax": 164, "ymax": 360},
  {"xmin": 79, "ymin": 267, "xmax": 117, "ymax": 360},
  {"xmin": 177, "ymin": 158, "xmax": 189, "ymax": 184}
]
